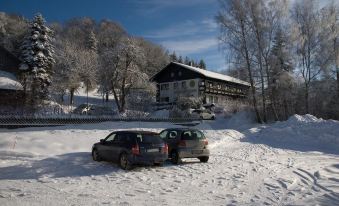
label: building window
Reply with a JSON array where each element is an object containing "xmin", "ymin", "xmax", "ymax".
[
  {"xmin": 189, "ymin": 80, "xmax": 195, "ymax": 88},
  {"xmin": 171, "ymin": 72, "xmax": 174, "ymax": 78},
  {"xmin": 173, "ymin": 82, "xmax": 178, "ymax": 90},
  {"xmin": 160, "ymin": 97, "xmax": 169, "ymax": 102},
  {"xmin": 178, "ymin": 71, "xmax": 182, "ymax": 76},
  {"xmin": 208, "ymin": 82, "xmax": 213, "ymax": 88},
  {"xmin": 182, "ymin": 81, "xmax": 186, "ymax": 89},
  {"xmin": 217, "ymin": 84, "xmax": 221, "ymax": 89},
  {"xmin": 160, "ymin": 83, "xmax": 169, "ymax": 90}
]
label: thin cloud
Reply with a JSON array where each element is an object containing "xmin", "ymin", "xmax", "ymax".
[
  {"xmin": 144, "ymin": 18, "xmax": 217, "ymax": 39},
  {"xmin": 161, "ymin": 37, "xmax": 218, "ymax": 55},
  {"xmin": 131, "ymin": 0, "xmax": 218, "ymax": 16}
]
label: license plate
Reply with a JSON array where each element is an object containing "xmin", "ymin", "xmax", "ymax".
[
  {"xmin": 192, "ymin": 150, "xmax": 203, "ymax": 154},
  {"xmin": 147, "ymin": 148, "xmax": 159, "ymax": 153}
]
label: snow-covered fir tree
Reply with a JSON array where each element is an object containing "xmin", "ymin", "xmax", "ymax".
[
  {"xmin": 19, "ymin": 13, "xmax": 55, "ymax": 105},
  {"xmin": 87, "ymin": 30, "xmax": 98, "ymax": 52},
  {"xmin": 199, "ymin": 59, "xmax": 206, "ymax": 69},
  {"xmin": 169, "ymin": 51, "xmax": 177, "ymax": 62}
]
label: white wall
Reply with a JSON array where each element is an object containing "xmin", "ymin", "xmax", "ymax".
[{"xmin": 159, "ymin": 78, "xmax": 200, "ymax": 102}]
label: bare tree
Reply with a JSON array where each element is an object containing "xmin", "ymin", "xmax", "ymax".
[
  {"xmin": 216, "ymin": 0, "xmax": 263, "ymax": 123},
  {"xmin": 246, "ymin": 0, "xmax": 289, "ymax": 121},
  {"xmin": 321, "ymin": 2, "xmax": 339, "ymax": 96},
  {"xmin": 100, "ymin": 37, "xmax": 146, "ymax": 113},
  {"xmin": 291, "ymin": 0, "xmax": 322, "ymax": 114}
]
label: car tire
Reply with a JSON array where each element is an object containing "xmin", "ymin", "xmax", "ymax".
[
  {"xmin": 211, "ymin": 116, "xmax": 215, "ymax": 120},
  {"xmin": 198, "ymin": 156, "xmax": 209, "ymax": 163},
  {"xmin": 119, "ymin": 153, "xmax": 132, "ymax": 170},
  {"xmin": 154, "ymin": 162, "xmax": 164, "ymax": 167},
  {"xmin": 171, "ymin": 150, "xmax": 181, "ymax": 164},
  {"xmin": 92, "ymin": 149, "xmax": 101, "ymax": 162}
]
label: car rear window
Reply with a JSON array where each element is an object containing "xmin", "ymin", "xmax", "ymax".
[
  {"xmin": 181, "ymin": 130, "xmax": 205, "ymax": 140},
  {"xmin": 136, "ymin": 134, "xmax": 163, "ymax": 144}
]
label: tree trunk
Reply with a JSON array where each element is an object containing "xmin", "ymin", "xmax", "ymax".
[
  {"xmin": 86, "ymin": 81, "xmax": 89, "ymax": 111},
  {"xmin": 271, "ymin": 88, "xmax": 279, "ymax": 121},
  {"xmin": 240, "ymin": 19, "xmax": 262, "ymax": 123},
  {"xmin": 111, "ymin": 81, "xmax": 121, "ymax": 113},
  {"xmin": 70, "ymin": 88, "xmax": 75, "ymax": 105},
  {"xmin": 60, "ymin": 93, "xmax": 64, "ymax": 103},
  {"xmin": 305, "ymin": 83, "xmax": 309, "ymax": 114},
  {"xmin": 259, "ymin": 67, "xmax": 267, "ymax": 122},
  {"xmin": 254, "ymin": 23, "xmax": 267, "ymax": 123},
  {"xmin": 119, "ymin": 76, "xmax": 126, "ymax": 113},
  {"xmin": 283, "ymin": 98, "xmax": 288, "ymax": 120},
  {"xmin": 105, "ymin": 92, "xmax": 109, "ymax": 102}
]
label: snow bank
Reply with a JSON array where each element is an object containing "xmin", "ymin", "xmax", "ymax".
[{"xmin": 254, "ymin": 114, "xmax": 339, "ymax": 153}]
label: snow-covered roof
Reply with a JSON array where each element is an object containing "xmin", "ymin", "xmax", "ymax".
[
  {"xmin": 172, "ymin": 62, "xmax": 251, "ymax": 86},
  {"xmin": 0, "ymin": 70, "xmax": 23, "ymax": 91}
]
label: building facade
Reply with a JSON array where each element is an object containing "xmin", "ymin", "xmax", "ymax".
[{"xmin": 150, "ymin": 62, "xmax": 251, "ymax": 104}]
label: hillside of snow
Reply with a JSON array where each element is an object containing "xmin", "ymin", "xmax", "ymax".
[{"xmin": 0, "ymin": 114, "xmax": 338, "ymax": 205}]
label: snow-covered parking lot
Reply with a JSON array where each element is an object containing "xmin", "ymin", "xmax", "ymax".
[{"xmin": 0, "ymin": 114, "xmax": 338, "ymax": 206}]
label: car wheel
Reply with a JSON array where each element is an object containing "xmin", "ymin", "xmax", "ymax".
[
  {"xmin": 154, "ymin": 162, "xmax": 164, "ymax": 167},
  {"xmin": 92, "ymin": 149, "xmax": 101, "ymax": 161},
  {"xmin": 211, "ymin": 116, "xmax": 215, "ymax": 120},
  {"xmin": 119, "ymin": 153, "xmax": 132, "ymax": 170},
  {"xmin": 171, "ymin": 150, "xmax": 181, "ymax": 164},
  {"xmin": 198, "ymin": 156, "xmax": 209, "ymax": 163}
]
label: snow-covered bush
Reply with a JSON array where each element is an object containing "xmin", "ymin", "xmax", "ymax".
[
  {"xmin": 119, "ymin": 110, "xmax": 149, "ymax": 118},
  {"xmin": 169, "ymin": 106, "xmax": 190, "ymax": 118},
  {"xmin": 126, "ymin": 88, "xmax": 155, "ymax": 113},
  {"xmin": 218, "ymin": 100, "xmax": 251, "ymax": 118},
  {"xmin": 176, "ymin": 96, "xmax": 203, "ymax": 110}
]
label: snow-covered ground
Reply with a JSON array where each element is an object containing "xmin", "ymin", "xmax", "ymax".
[{"xmin": 0, "ymin": 114, "xmax": 338, "ymax": 205}]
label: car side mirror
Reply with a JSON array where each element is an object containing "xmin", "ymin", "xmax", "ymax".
[{"xmin": 100, "ymin": 139, "xmax": 104, "ymax": 144}]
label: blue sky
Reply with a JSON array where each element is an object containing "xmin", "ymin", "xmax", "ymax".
[{"xmin": 1, "ymin": 0, "xmax": 226, "ymax": 71}]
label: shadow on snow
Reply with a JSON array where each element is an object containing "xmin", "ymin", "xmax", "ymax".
[
  {"xmin": 0, "ymin": 152, "xmax": 120, "ymax": 180},
  {"xmin": 0, "ymin": 152, "xmax": 201, "ymax": 180}
]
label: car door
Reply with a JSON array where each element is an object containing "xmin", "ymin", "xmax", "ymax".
[
  {"xmin": 110, "ymin": 132, "xmax": 131, "ymax": 162},
  {"xmin": 99, "ymin": 133, "xmax": 116, "ymax": 160},
  {"xmin": 166, "ymin": 130, "xmax": 179, "ymax": 153}
]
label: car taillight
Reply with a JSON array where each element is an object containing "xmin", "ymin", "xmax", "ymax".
[
  {"xmin": 163, "ymin": 144, "xmax": 168, "ymax": 154},
  {"xmin": 132, "ymin": 144, "xmax": 140, "ymax": 155},
  {"xmin": 178, "ymin": 140, "xmax": 186, "ymax": 147},
  {"xmin": 203, "ymin": 139, "xmax": 208, "ymax": 145}
]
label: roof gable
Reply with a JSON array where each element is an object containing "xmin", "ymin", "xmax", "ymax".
[
  {"xmin": 151, "ymin": 62, "xmax": 250, "ymax": 86},
  {"xmin": 172, "ymin": 62, "xmax": 250, "ymax": 86}
]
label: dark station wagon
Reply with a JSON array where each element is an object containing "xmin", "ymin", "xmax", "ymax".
[{"xmin": 92, "ymin": 131, "xmax": 168, "ymax": 170}]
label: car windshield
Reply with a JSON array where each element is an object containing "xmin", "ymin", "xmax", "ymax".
[
  {"xmin": 181, "ymin": 130, "xmax": 205, "ymax": 140},
  {"xmin": 136, "ymin": 134, "xmax": 163, "ymax": 144}
]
